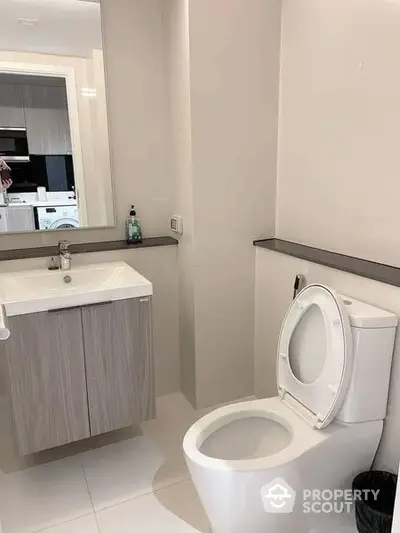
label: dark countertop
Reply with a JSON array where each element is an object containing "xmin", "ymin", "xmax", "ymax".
[
  {"xmin": 254, "ymin": 238, "xmax": 400, "ymax": 288},
  {"xmin": 0, "ymin": 236, "xmax": 178, "ymax": 262}
]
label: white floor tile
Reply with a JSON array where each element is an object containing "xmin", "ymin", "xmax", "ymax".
[
  {"xmin": 82, "ymin": 435, "xmax": 182, "ymax": 512},
  {"xmin": 0, "ymin": 393, "xmax": 258, "ymax": 533},
  {"xmin": 0, "ymin": 457, "xmax": 92, "ymax": 533},
  {"xmin": 36, "ymin": 515, "xmax": 99, "ymax": 533},
  {"xmin": 154, "ymin": 479, "xmax": 209, "ymax": 533},
  {"xmin": 96, "ymin": 480, "xmax": 209, "ymax": 533},
  {"xmin": 82, "ymin": 394, "xmax": 197, "ymax": 512}
]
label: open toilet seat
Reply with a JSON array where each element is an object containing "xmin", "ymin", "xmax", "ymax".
[
  {"xmin": 278, "ymin": 284, "xmax": 353, "ymax": 429},
  {"xmin": 183, "ymin": 284, "xmax": 354, "ymax": 471},
  {"xmin": 183, "ymin": 396, "xmax": 328, "ymax": 471}
]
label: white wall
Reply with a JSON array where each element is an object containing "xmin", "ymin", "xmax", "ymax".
[
  {"xmin": 0, "ymin": 245, "xmax": 180, "ymax": 397},
  {"xmin": 0, "ymin": 0, "xmax": 173, "ymax": 249},
  {"xmin": 276, "ymin": 0, "xmax": 400, "ymax": 267},
  {"xmin": 255, "ymin": 247, "xmax": 400, "ymax": 473},
  {"xmin": 87, "ymin": 49, "xmax": 114, "ymax": 227}
]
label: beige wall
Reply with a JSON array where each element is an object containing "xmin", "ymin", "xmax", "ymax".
[
  {"xmin": 0, "ymin": 246, "xmax": 180, "ymax": 397},
  {"xmin": 255, "ymin": 247, "xmax": 400, "ymax": 473},
  {"xmin": 276, "ymin": 0, "xmax": 400, "ymax": 267},
  {"xmin": 165, "ymin": 0, "xmax": 197, "ymax": 405},
  {"xmin": 0, "ymin": 0, "xmax": 173, "ymax": 249},
  {"xmin": 189, "ymin": 0, "xmax": 281, "ymax": 408},
  {"xmin": 268, "ymin": 0, "xmax": 400, "ymax": 473},
  {"xmin": 165, "ymin": 0, "xmax": 281, "ymax": 408}
]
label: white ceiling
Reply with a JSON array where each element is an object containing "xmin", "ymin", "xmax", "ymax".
[{"xmin": 0, "ymin": 0, "xmax": 102, "ymax": 59}]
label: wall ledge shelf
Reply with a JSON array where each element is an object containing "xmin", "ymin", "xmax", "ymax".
[
  {"xmin": 254, "ymin": 238, "xmax": 400, "ymax": 289},
  {"xmin": 0, "ymin": 236, "xmax": 178, "ymax": 262}
]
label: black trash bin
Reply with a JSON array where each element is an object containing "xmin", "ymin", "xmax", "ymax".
[{"xmin": 352, "ymin": 470, "xmax": 398, "ymax": 533}]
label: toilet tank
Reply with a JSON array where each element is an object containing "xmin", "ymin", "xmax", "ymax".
[{"xmin": 336, "ymin": 295, "xmax": 398, "ymax": 424}]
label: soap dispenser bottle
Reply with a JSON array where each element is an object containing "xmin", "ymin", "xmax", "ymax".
[{"xmin": 126, "ymin": 205, "xmax": 143, "ymax": 244}]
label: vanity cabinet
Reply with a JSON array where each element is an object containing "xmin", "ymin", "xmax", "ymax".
[
  {"xmin": 3, "ymin": 297, "xmax": 154, "ymax": 455},
  {"xmin": 82, "ymin": 298, "xmax": 154, "ymax": 436},
  {"xmin": 4, "ymin": 308, "xmax": 90, "ymax": 455}
]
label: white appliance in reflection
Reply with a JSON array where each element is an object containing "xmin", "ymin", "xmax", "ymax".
[
  {"xmin": 35, "ymin": 205, "xmax": 79, "ymax": 230},
  {"xmin": 0, "ymin": 206, "xmax": 35, "ymax": 233}
]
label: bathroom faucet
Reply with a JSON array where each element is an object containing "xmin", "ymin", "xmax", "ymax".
[{"xmin": 59, "ymin": 241, "xmax": 72, "ymax": 271}]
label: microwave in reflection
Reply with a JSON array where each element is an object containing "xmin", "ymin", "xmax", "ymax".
[
  {"xmin": 0, "ymin": 128, "xmax": 29, "ymax": 163},
  {"xmin": 7, "ymin": 155, "xmax": 75, "ymax": 194}
]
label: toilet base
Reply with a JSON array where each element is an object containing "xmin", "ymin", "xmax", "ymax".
[{"xmin": 185, "ymin": 410, "xmax": 383, "ymax": 533}]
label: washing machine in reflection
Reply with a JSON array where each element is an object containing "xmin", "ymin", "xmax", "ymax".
[{"xmin": 35, "ymin": 205, "xmax": 79, "ymax": 230}]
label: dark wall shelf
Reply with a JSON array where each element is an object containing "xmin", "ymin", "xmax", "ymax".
[
  {"xmin": 254, "ymin": 238, "xmax": 400, "ymax": 289},
  {"xmin": 0, "ymin": 236, "xmax": 178, "ymax": 262}
]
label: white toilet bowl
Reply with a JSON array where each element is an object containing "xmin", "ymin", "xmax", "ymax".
[
  {"xmin": 184, "ymin": 397, "xmax": 382, "ymax": 533},
  {"xmin": 183, "ymin": 285, "xmax": 398, "ymax": 533}
]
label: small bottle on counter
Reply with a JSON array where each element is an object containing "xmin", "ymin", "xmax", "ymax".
[
  {"xmin": 37, "ymin": 187, "xmax": 47, "ymax": 203},
  {"xmin": 126, "ymin": 205, "xmax": 143, "ymax": 245}
]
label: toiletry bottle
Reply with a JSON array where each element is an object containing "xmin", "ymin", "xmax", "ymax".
[{"xmin": 126, "ymin": 205, "xmax": 143, "ymax": 244}]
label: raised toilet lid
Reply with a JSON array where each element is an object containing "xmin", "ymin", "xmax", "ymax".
[{"xmin": 277, "ymin": 284, "xmax": 353, "ymax": 429}]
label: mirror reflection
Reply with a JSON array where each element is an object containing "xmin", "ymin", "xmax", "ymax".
[{"xmin": 0, "ymin": 0, "xmax": 114, "ymax": 233}]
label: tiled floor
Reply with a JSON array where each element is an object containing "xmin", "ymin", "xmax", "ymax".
[
  {"xmin": 0, "ymin": 392, "xmax": 357, "ymax": 533},
  {"xmin": 0, "ymin": 393, "xmax": 211, "ymax": 533}
]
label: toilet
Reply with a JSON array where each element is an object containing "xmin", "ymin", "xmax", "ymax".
[{"xmin": 183, "ymin": 284, "xmax": 398, "ymax": 533}]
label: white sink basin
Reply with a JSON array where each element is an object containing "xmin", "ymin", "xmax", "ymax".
[{"xmin": 0, "ymin": 262, "xmax": 153, "ymax": 316}]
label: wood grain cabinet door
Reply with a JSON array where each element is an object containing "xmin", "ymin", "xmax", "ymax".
[
  {"xmin": 3, "ymin": 309, "xmax": 90, "ymax": 455},
  {"xmin": 22, "ymin": 84, "xmax": 72, "ymax": 155},
  {"xmin": 0, "ymin": 84, "xmax": 25, "ymax": 128},
  {"xmin": 82, "ymin": 299, "xmax": 155, "ymax": 436}
]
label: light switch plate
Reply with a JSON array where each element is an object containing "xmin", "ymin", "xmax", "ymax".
[{"xmin": 170, "ymin": 214, "xmax": 183, "ymax": 234}]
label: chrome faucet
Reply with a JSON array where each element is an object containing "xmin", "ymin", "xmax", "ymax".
[{"xmin": 59, "ymin": 241, "xmax": 72, "ymax": 271}]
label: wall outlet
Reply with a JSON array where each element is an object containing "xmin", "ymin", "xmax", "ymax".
[{"xmin": 170, "ymin": 214, "xmax": 183, "ymax": 234}]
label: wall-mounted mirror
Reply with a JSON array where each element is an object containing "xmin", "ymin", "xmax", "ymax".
[{"xmin": 0, "ymin": 0, "xmax": 114, "ymax": 233}]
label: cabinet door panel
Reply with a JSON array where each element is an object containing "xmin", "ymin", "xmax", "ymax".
[
  {"xmin": 0, "ymin": 84, "xmax": 25, "ymax": 128},
  {"xmin": 82, "ymin": 299, "xmax": 155, "ymax": 436},
  {"xmin": 3, "ymin": 309, "xmax": 90, "ymax": 455},
  {"xmin": 23, "ymin": 85, "xmax": 72, "ymax": 155}
]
